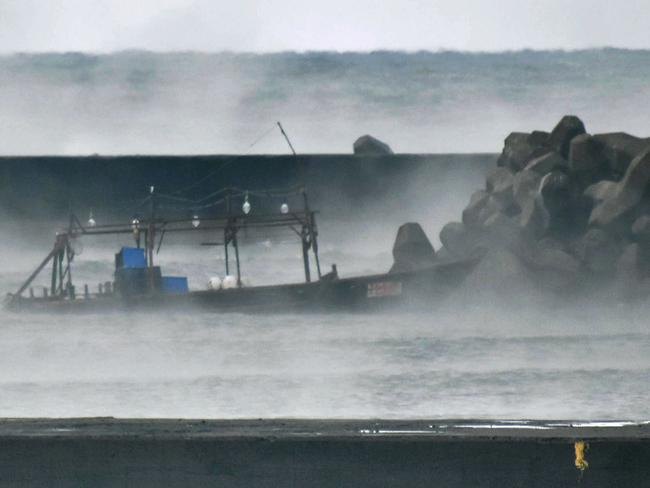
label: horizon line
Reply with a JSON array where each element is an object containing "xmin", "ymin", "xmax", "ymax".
[{"xmin": 2, "ymin": 46, "xmax": 650, "ymax": 57}]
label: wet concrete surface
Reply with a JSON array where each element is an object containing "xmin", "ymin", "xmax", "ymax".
[{"xmin": 0, "ymin": 418, "xmax": 648, "ymax": 487}]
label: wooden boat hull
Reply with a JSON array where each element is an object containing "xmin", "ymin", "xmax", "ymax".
[{"xmin": 6, "ymin": 259, "xmax": 476, "ymax": 314}]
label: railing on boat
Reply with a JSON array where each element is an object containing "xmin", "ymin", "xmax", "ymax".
[{"xmin": 6, "ymin": 186, "xmax": 323, "ymax": 309}]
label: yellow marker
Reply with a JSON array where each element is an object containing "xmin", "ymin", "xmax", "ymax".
[{"xmin": 574, "ymin": 441, "xmax": 589, "ymax": 471}]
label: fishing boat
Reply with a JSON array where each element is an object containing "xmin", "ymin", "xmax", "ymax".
[{"xmin": 4, "ymin": 183, "xmax": 475, "ymax": 314}]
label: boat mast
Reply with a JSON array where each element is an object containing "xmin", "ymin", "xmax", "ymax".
[
  {"xmin": 301, "ymin": 191, "xmax": 311, "ymax": 283},
  {"xmin": 224, "ymin": 190, "xmax": 231, "ymax": 276},
  {"xmin": 233, "ymin": 222, "xmax": 242, "ymax": 287},
  {"xmin": 278, "ymin": 121, "xmax": 322, "ymax": 282},
  {"xmin": 303, "ymin": 190, "xmax": 321, "ymax": 281},
  {"xmin": 147, "ymin": 186, "xmax": 156, "ymax": 268}
]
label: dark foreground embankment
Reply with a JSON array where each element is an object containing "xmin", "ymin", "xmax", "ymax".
[
  {"xmin": 0, "ymin": 153, "xmax": 495, "ymax": 222},
  {"xmin": 0, "ymin": 418, "xmax": 648, "ymax": 487}
]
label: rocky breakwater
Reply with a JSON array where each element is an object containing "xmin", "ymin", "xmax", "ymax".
[{"xmin": 393, "ymin": 116, "xmax": 650, "ymax": 300}]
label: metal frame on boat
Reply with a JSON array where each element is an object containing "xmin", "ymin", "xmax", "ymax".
[{"xmin": 5, "ymin": 183, "xmax": 477, "ymax": 314}]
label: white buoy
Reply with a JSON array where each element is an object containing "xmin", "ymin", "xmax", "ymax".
[
  {"xmin": 207, "ymin": 277, "xmax": 222, "ymax": 290},
  {"xmin": 242, "ymin": 192, "xmax": 251, "ymax": 214},
  {"xmin": 222, "ymin": 275, "xmax": 238, "ymax": 289}
]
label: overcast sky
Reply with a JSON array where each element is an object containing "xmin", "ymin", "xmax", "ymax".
[{"xmin": 1, "ymin": 0, "xmax": 649, "ymax": 53}]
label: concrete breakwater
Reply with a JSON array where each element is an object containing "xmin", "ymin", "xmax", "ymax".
[
  {"xmin": 0, "ymin": 418, "xmax": 648, "ymax": 487},
  {"xmin": 409, "ymin": 116, "xmax": 650, "ymax": 301}
]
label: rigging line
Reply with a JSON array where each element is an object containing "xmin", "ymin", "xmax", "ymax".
[
  {"xmin": 193, "ymin": 187, "xmax": 243, "ymax": 204},
  {"xmin": 154, "ymin": 193, "xmax": 198, "ymax": 204},
  {"xmin": 187, "ymin": 183, "xmax": 301, "ymax": 207},
  {"xmin": 108, "ymin": 195, "xmax": 151, "ymax": 212},
  {"xmin": 246, "ymin": 187, "xmax": 303, "ymax": 198},
  {"xmin": 168, "ymin": 156, "xmax": 240, "ymax": 196},
  {"xmin": 191, "ymin": 197, "xmax": 228, "ymax": 211},
  {"xmin": 155, "ymin": 203, "xmax": 198, "ymax": 212},
  {"xmin": 245, "ymin": 123, "xmax": 281, "ymax": 152},
  {"xmin": 191, "ymin": 187, "xmax": 301, "ymax": 210},
  {"xmin": 170, "ymin": 123, "xmax": 280, "ymax": 196}
]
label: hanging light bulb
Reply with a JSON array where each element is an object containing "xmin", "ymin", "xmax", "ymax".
[
  {"xmin": 191, "ymin": 215, "xmax": 200, "ymax": 228},
  {"xmin": 87, "ymin": 210, "xmax": 96, "ymax": 228},
  {"xmin": 242, "ymin": 192, "xmax": 251, "ymax": 215},
  {"xmin": 131, "ymin": 218, "xmax": 140, "ymax": 231},
  {"xmin": 280, "ymin": 202, "xmax": 289, "ymax": 214}
]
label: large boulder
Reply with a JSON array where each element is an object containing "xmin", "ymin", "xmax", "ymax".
[
  {"xmin": 389, "ymin": 222, "xmax": 436, "ymax": 273},
  {"xmin": 520, "ymin": 243, "xmax": 581, "ymax": 290},
  {"xmin": 568, "ymin": 134, "xmax": 609, "ymax": 186},
  {"xmin": 462, "ymin": 190, "xmax": 491, "ymax": 228},
  {"xmin": 548, "ymin": 115, "xmax": 586, "ymax": 158},
  {"xmin": 589, "ymin": 147, "xmax": 650, "ymax": 231},
  {"xmin": 631, "ymin": 215, "xmax": 650, "ymax": 241},
  {"xmin": 524, "ymin": 151, "xmax": 568, "ymax": 175},
  {"xmin": 529, "ymin": 130, "xmax": 550, "ymax": 147},
  {"xmin": 353, "ymin": 135, "xmax": 393, "ymax": 155},
  {"xmin": 542, "ymin": 178, "xmax": 596, "ymax": 238},
  {"xmin": 513, "ymin": 169, "xmax": 542, "ymax": 210},
  {"xmin": 439, "ymin": 221, "xmax": 486, "ymax": 259},
  {"xmin": 584, "ymin": 180, "xmax": 617, "ymax": 205},
  {"xmin": 613, "ymin": 243, "xmax": 650, "ymax": 299},
  {"xmin": 538, "ymin": 170, "xmax": 573, "ymax": 234},
  {"xmin": 456, "ymin": 247, "xmax": 537, "ymax": 300},
  {"xmin": 486, "ymin": 167, "xmax": 513, "ymax": 193},
  {"xmin": 519, "ymin": 198, "xmax": 550, "ymax": 240},
  {"xmin": 485, "ymin": 167, "xmax": 515, "ymax": 210},
  {"xmin": 573, "ymin": 228, "xmax": 621, "ymax": 274},
  {"xmin": 496, "ymin": 132, "xmax": 548, "ymax": 172},
  {"xmin": 481, "ymin": 211, "xmax": 522, "ymax": 247},
  {"xmin": 593, "ymin": 132, "xmax": 650, "ymax": 177}
]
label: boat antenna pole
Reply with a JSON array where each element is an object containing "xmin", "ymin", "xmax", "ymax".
[{"xmin": 277, "ymin": 121, "xmax": 296, "ymax": 156}]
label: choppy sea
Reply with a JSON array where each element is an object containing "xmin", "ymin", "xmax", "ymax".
[
  {"xmin": 0, "ymin": 239, "xmax": 648, "ymax": 420},
  {"xmin": 1, "ymin": 49, "xmax": 650, "ymax": 155}
]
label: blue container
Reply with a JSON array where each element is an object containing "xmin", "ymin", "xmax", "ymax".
[
  {"xmin": 115, "ymin": 266, "xmax": 162, "ymax": 296},
  {"xmin": 161, "ymin": 276, "xmax": 189, "ymax": 294},
  {"xmin": 115, "ymin": 247, "xmax": 146, "ymax": 269}
]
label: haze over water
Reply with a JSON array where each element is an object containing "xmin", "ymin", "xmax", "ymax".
[
  {"xmin": 1, "ymin": 49, "xmax": 650, "ymax": 155},
  {"xmin": 1, "ymin": 49, "xmax": 649, "ymax": 420},
  {"xmin": 1, "ymin": 239, "xmax": 650, "ymax": 420}
]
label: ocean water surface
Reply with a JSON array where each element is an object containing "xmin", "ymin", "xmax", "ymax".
[{"xmin": 1, "ymin": 243, "xmax": 648, "ymax": 420}]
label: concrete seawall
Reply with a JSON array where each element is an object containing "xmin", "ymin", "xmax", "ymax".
[
  {"xmin": 0, "ymin": 153, "xmax": 496, "ymax": 221},
  {"xmin": 0, "ymin": 418, "xmax": 648, "ymax": 487}
]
